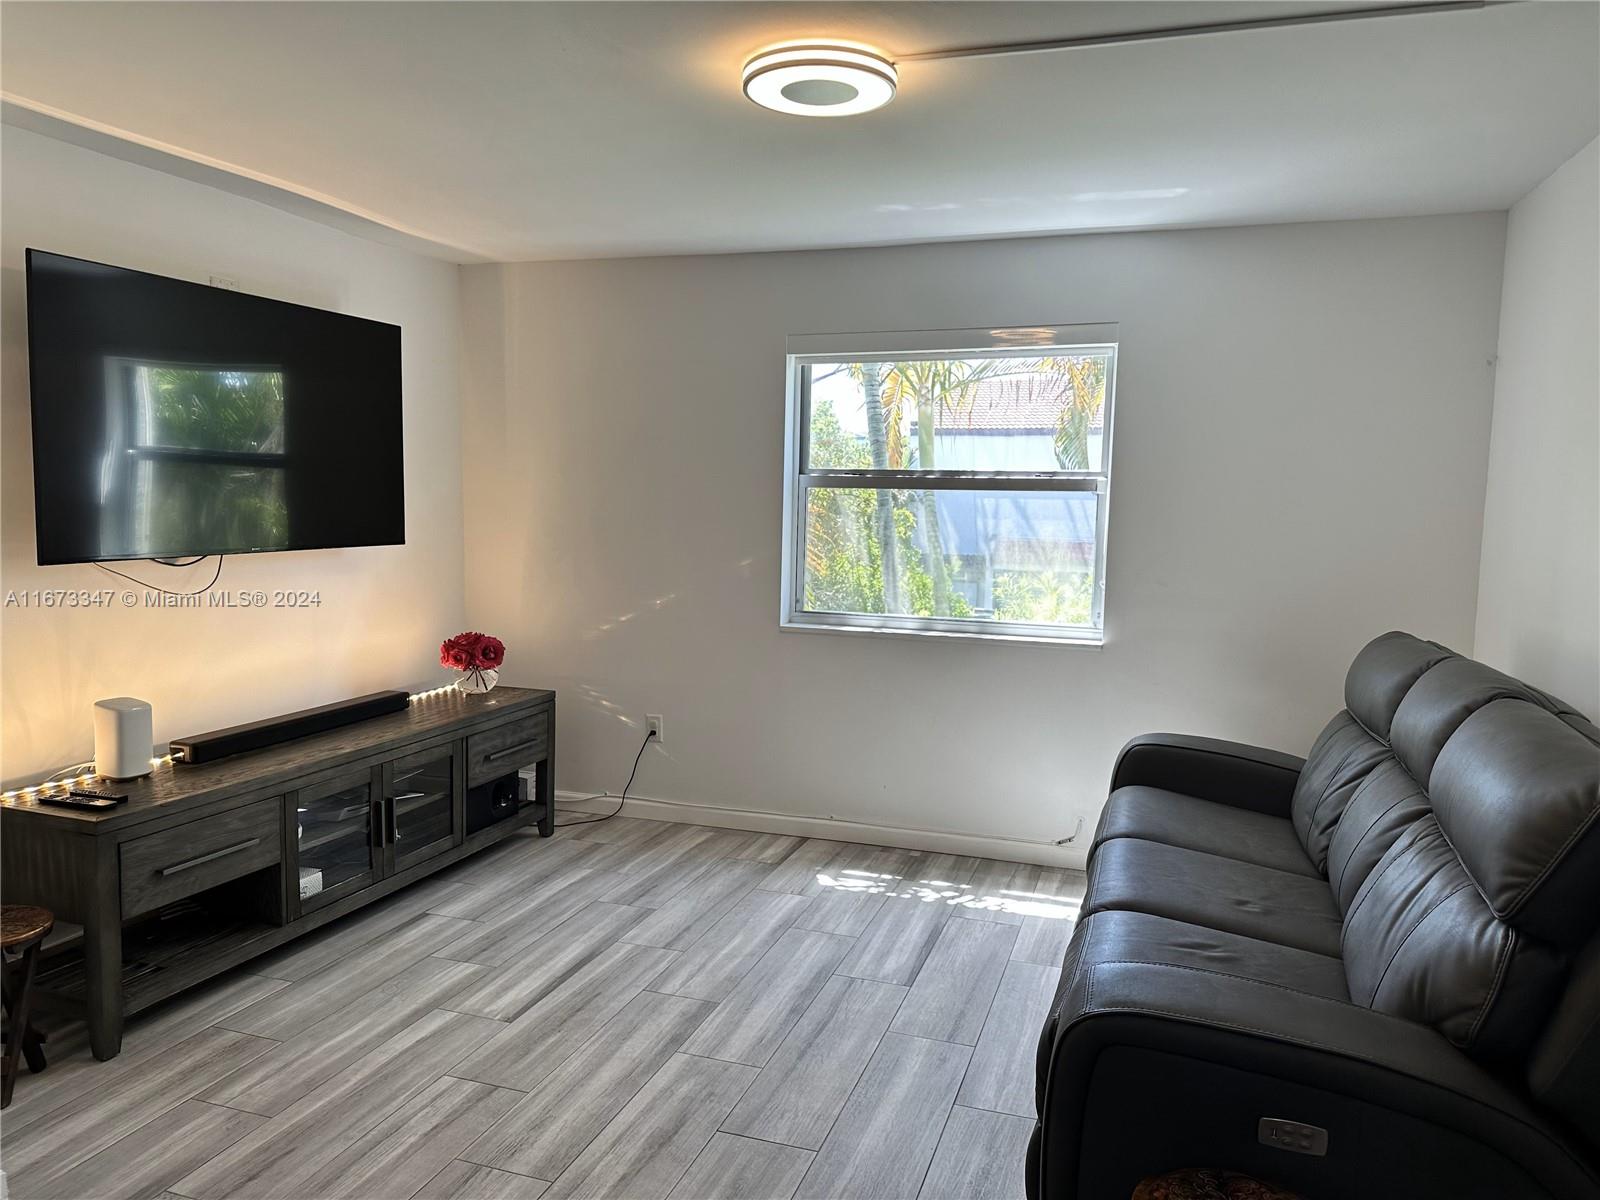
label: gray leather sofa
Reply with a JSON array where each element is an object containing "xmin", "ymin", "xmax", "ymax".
[{"xmin": 1031, "ymin": 632, "xmax": 1600, "ymax": 1199}]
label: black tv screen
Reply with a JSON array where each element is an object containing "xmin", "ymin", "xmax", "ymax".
[{"xmin": 25, "ymin": 249, "xmax": 404, "ymax": 564}]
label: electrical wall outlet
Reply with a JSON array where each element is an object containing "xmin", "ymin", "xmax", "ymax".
[{"xmin": 646, "ymin": 714, "xmax": 664, "ymax": 746}]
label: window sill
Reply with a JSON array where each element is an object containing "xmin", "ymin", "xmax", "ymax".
[{"xmin": 779, "ymin": 616, "xmax": 1105, "ymax": 649}]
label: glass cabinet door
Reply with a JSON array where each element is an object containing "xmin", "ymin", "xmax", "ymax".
[
  {"xmin": 385, "ymin": 745, "xmax": 459, "ymax": 873},
  {"xmin": 294, "ymin": 770, "xmax": 379, "ymax": 912}
]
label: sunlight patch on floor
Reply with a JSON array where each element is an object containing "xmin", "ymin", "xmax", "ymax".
[{"xmin": 816, "ymin": 870, "xmax": 1081, "ymax": 920}]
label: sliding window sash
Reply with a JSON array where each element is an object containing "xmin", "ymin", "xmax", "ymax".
[{"xmin": 801, "ymin": 471, "xmax": 1103, "ymax": 492}]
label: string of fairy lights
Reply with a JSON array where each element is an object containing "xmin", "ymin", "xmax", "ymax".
[{"xmin": 1, "ymin": 685, "xmax": 468, "ymax": 802}]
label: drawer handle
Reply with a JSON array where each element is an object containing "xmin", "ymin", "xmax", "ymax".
[
  {"xmin": 484, "ymin": 738, "xmax": 543, "ymax": 765},
  {"xmin": 158, "ymin": 838, "xmax": 262, "ymax": 876}
]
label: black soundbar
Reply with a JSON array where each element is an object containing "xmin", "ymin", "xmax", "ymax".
[{"xmin": 171, "ymin": 690, "xmax": 412, "ymax": 765}]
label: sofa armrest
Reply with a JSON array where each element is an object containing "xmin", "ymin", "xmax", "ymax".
[
  {"xmin": 1037, "ymin": 959, "xmax": 1598, "ymax": 1200},
  {"xmin": 1110, "ymin": 733, "xmax": 1305, "ymax": 816}
]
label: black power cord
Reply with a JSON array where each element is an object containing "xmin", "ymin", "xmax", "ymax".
[
  {"xmin": 556, "ymin": 728, "xmax": 656, "ymax": 828},
  {"xmin": 94, "ymin": 555, "xmax": 225, "ymax": 598}
]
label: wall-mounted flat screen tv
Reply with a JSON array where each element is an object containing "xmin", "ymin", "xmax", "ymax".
[{"xmin": 25, "ymin": 249, "xmax": 404, "ymax": 565}]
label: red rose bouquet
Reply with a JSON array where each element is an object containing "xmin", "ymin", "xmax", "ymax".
[{"xmin": 440, "ymin": 631, "xmax": 506, "ymax": 693}]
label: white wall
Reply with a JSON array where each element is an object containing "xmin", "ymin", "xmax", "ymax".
[
  {"xmin": 462, "ymin": 213, "xmax": 1507, "ymax": 865},
  {"xmin": 1475, "ymin": 139, "xmax": 1600, "ymax": 718},
  {"xmin": 1, "ymin": 128, "xmax": 464, "ymax": 783}
]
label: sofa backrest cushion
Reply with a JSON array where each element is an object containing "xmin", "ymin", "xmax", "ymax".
[
  {"xmin": 1341, "ymin": 816, "xmax": 1566, "ymax": 1060},
  {"xmin": 1290, "ymin": 634, "xmax": 1456, "ymax": 874},
  {"xmin": 1325, "ymin": 757, "xmax": 1431, "ymax": 913},
  {"xmin": 1390, "ymin": 657, "xmax": 1543, "ymax": 784},
  {"xmin": 1291, "ymin": 712, "xmax": 1392, "ymax": 874},
  {"xmin": 1324, "ymin": 633, "xmax": 1600, "ymax": 1074},
  {"xmin": 1429, "ymin": 699, "xmax": 1600, "ymax": 945},
  {"xmin": 1344, "ymin": 631, "xmax": 1455, "ymax": 740}
]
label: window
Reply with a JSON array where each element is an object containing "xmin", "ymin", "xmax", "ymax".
[{"xmin": 781, "ymin": 326, "xmax": 1117, "ymax": 644}]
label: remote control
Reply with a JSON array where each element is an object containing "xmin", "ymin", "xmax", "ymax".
[
  {"xmin": 39, "ymin": 788, "xmax": 128, "ymax": 810},
  {"xmin": 70, "ymin": 786, "xmax": 129, "ymax": 803}
]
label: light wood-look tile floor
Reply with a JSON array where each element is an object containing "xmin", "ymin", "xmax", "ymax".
[{"xmin": 0, "ymin": 815, "xmax": 1085, "ymax": 1200}]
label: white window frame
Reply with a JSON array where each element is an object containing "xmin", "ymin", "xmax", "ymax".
[{"xmin": 780, "ymin": 323, "xmax": 1118, "ymax": 646}]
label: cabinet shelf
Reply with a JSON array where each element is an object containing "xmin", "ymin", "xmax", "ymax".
[
  {"xmin": 36, "ymin": 897, "xmax": 281, "ymax": 1017},
  {"xmin": 297, "ymin": 820, "xmax": 369, "ymax": 854},
  {"xmin": 391, "ymin": 789, "xmax": 449, "ymax": 815}
]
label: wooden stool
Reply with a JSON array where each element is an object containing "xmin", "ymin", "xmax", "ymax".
[{"xmin": 2, "ymin": 904, "xmax": 54, "ymax": 1108}]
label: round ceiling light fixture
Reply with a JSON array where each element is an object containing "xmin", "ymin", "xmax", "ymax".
[{"xmin": 742, "ymin": 42, "xmax": 897, "ymax": 117}]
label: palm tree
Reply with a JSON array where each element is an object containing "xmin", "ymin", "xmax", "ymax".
[
  {"xmin": 851, "ymin": 361, "xmax": 904, "ymax": 613},
  {"xmin": 1045, "ymin": 356, "xmax": 1107, "ymax": 471}
]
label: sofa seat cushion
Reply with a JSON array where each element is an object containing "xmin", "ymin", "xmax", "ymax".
[
  {"xmin": 1084, "ymin": 838, "xmax": 1346, "ymax": 957},
  {"xmin": 1093, "ymin": 786, "xmax": 1320, "ymax": 878},
  {"xmin": 1058, "ymin": 909, "xmax": 1349, "ymax": 1002},
  {"xmin": 1037, "ymin": 909, "xmax": 1350, "ymax": 1114}
]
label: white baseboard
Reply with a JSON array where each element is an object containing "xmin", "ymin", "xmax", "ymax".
[{"xmin": 553, "ymin": 787, "xmax": 1089, "ymax": 871}]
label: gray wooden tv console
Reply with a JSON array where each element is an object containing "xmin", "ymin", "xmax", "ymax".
[{"xmin": 0, "ymin": 686, "xmax": 554, "ymax": 1060}]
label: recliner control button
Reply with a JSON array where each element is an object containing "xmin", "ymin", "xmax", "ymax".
[{"xmin": 1258, "ymin": 1117, "xmax": 1329, "ymax": 1157}]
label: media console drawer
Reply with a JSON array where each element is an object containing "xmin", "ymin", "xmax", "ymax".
[
  {"xmin": 120, "ymin": 802, "xmax": 283, "ymax": 918},
  {"xmin": 467, "ymin": 709, "xmax": 551, "ymax": 786}
]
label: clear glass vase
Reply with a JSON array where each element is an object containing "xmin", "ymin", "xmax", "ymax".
[{"xmin": 454, "ymin": 667, "xmax": 500, "ymax": 694}]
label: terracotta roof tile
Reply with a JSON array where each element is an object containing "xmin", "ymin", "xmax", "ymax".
[{"xmin": 919, "ymin": 372, "xmax": 1104, "ymax": 433}]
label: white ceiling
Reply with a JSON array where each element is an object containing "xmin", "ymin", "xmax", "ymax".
[{"xmin": 2, "ymin": 1, "xmax": 1596, "ymax": 262}]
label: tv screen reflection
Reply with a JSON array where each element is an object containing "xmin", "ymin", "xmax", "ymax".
[{"xmin": 99, "ymin": 363, "xmax": 290, "ymax": 559}]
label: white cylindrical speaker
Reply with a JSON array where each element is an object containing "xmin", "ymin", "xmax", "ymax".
[{"xmin": 94, "ymin": 697, "xmax": 154, "ymax": 780}]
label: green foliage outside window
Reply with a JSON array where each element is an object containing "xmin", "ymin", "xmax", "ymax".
[
  {"xmin": 992, "ymin": 570, "xmax": 1094, "ymax": 626},
  {"xmin": 145, "ymin": 367, "xmax": 285, "ymax": 454},
  {"xmin": 803, "ymin": 398, "xmax": 968, "ymax": 617}
]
